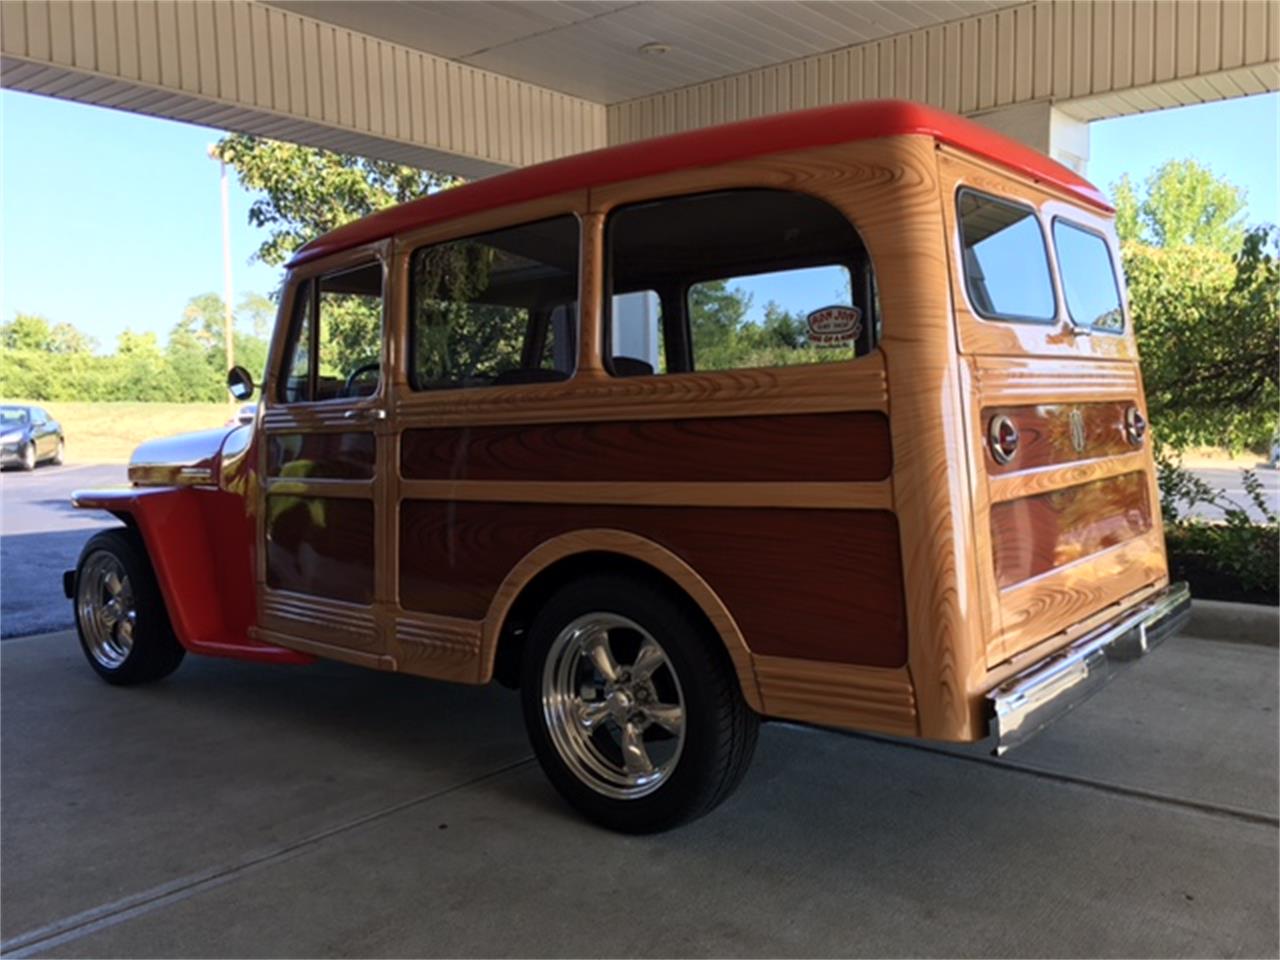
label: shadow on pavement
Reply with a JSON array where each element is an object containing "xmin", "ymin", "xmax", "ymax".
[{"xmin": 0, "ymin": 527, "xmax": 121, "ymax": 638}]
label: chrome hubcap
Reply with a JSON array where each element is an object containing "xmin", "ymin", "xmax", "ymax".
[
  {"xmin": 77, "ymin": 552, "xmax": 136, "ymax": 669},
  {"xmin": 542, "ymin": 613, "xmax": 686, "ymax": 799}
]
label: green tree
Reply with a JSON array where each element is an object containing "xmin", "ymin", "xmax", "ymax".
[
  {"xmin": 1127, "ymin": 226, "xmax": 1279, "ymax": 451},
  {"xmin": 1112, "ymin": 160, "xmax": 1246, "ymax": 252},
  {"xmin": 176, "ymin": 292, "xmax": 226, "ymax": 350},
  {"xmin": 48, "ymin": 322, "xmax": 97, "ymax": 355},
  {"xmin": 1115, "ymin": 161, "xmax": 1276, "ymax": 452},
  {"xmin": 113, "ymin": 330, "xmax": 179, "ymax": 401},
  {"xmin": 1, "ymin": 313, "xmax": 54, "ymax": 351},
  {"xmin": 237, "ymin": 292, "xmax": 276, "ymax": 338},
  {"xmin": 686, "ymin": 280, "xmax": 751, "ymax": 370},
  {"xmin": 212, "ymin": 136, "xmax": 460, "ymax": 266}
]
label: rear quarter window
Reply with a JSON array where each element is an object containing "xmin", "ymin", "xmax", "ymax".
[
  {"xmin": 1052, "ymin": 219, "xmax": 1125, "ymax": 333},
  {"xmin": 957, "ymin": 189, "xmax": 1056, "ymax": 324}
]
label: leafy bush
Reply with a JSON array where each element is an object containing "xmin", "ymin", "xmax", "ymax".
[
  {"xmin": 1, "ymin": 301, "xmax": 271, "ymax": 404},
  {"xmin": 1157, "ymin": 457, "xmax": 1279, "ymax": 604},
  {"xmin": 1127, "ymin": 227, "xmax": 1279, "ymax": 452}
]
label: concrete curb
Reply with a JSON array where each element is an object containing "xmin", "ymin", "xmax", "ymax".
[{"xmin": 1188, "ymin": 598, "xmax": 1279, "ymax": 647}]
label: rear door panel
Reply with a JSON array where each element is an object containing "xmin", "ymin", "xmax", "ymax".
[{"xmin": 939, "ymin": 150, "xmax": 1169, "ymax": 668}]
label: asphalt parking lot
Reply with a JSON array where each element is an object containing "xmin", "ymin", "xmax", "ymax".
[
  {"xmin": 0, "ymin": 464, "xmax": 122, "ymax": 637},
  {"xmin": 1, "ymin": 626, "xmax": 1275, "ymax": 958}
]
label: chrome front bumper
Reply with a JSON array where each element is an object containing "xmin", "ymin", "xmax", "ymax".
[{"xmin": 986, "ymin": 582, "xmax": 1191, "ymax": 755}]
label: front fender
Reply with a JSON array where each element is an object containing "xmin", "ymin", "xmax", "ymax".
[{"xmin": 72, "ymin": 485, "xmax": 311, "ymax": 665}]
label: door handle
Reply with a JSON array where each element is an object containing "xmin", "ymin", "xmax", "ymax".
[{"xmin": 343, "ymin": 408, "xmax": 387, "ymax": 421}]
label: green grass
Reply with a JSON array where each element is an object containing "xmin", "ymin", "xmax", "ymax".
[{"xmin": 7, "ymin": 401, "xmax": 239, "ymax": 465}]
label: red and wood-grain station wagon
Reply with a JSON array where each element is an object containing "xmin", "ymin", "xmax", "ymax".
[{"xmin": 67, "ymin": 100, "xmax": 1189, "ymax": 832}]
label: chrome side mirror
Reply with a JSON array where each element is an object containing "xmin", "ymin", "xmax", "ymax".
[{"xmin": 227, "ymin": 365, "xmax": 256, "ymax": 401}]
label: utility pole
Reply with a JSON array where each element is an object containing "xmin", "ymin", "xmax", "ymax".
[{"xmin": 209, "ymin": 145, "xmax": 235, "ymax": 372}]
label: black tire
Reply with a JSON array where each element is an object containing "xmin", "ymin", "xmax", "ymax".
[
  {"xmin": 73, "ymin": 528, "xmax": 185, "ymax": 685},
  {"xmin": 520, "ymin": 574, "xmax": 759, "ymax": 833},
  {"xmin": 19, "ymin": 442, "xmax": 35, "ymax": 471},
  {"xmin": 50, "ymin": 439, "xmax": 64, "ymax": 465}
]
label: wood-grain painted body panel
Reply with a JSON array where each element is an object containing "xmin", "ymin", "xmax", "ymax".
[
  {"xmin": 938, "ymin": 137, "xmax": 1169, "ymax": 679},
  {"xmin": 401, "ymin": 412, "xmax": 892, "ymax": 483},
  {"xmin": 235, "ymin": 133, "xmax": 1174, "ymax": 747},
  {"xmin": 983, "ymin": 402, "xmax": 1135, "ymax": 474},
  {"xmin": 990, "ymin": 471, "xmax": 1152, "ymax": 588},
  {"xmin": 399, "ymin": 502, "xmax": 908, "ymax": 668}
]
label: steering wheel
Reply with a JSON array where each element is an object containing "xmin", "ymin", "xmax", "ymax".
[{"xmin": 343, "ymin": 360, "xmax": 380, "ymax": 397}]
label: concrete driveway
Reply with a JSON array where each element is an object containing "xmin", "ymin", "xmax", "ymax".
[{"xmin": 1, "ymin": 628, "xmax": 1275, "ymax": 958}]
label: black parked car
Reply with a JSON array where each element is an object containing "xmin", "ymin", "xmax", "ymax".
[{"xmin": 1, "ymin": 405, "xmax": 64, "ymax": 471}]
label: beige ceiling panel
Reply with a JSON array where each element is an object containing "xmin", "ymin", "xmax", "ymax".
[{"xmin": 2, "ymin": 0, "xmax": 1274, "ymax": 176}]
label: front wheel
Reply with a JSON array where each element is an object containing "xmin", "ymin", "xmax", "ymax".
[
  {"xmin": 19, "ymin": 442, "xmax": 35, "ymax": 471},
  {"xmin": 521, "ymin": 575, "xmax": 759, "ymax": 833},
  {"xmin": 73, "ymin": 528, "xmax": 185, "ymax": 685}
]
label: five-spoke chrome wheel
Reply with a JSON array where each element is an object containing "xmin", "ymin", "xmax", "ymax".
[
  {"xmin": 76, "ymin": 551, "xmax": 137, "ymax": 670},
  {"xmin": 541, "ymin": 612, "xmax": 686, "ymax": 800}
]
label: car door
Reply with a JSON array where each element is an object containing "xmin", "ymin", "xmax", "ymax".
[
  {"xmin": 253, "ymin": 243, "xmax": 393, "ymax": 668},
  {"xmin": 29, "ymin": 408, "xmax": 51, "ymax": 457}
]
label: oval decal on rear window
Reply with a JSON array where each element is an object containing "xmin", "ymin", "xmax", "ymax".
[{"xmin": 805, "ymin": 305, "xmax": 862, "ymax": 346}]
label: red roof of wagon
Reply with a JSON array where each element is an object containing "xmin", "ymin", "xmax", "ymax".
[{"xmin": 289, "ymin": 99, "xmax": 1111, "ymax": 267}]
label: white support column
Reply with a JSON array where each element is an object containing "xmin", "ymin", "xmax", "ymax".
[
  {"xmin": 969, "ymin": 100, "xmax": 1091, "ymax": 175},
  {"xmin": 610, "ymin": 291, "xmax": 661, "ymax": 370}
]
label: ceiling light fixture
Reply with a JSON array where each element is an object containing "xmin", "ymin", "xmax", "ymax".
[{"xmin": 638, "ymin": 42, "xmax": 671, "ymax": 56}]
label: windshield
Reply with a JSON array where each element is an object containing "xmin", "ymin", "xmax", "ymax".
[{"xmin": 0, "ymin": 407, "xmax": 29, "ymax": 428}]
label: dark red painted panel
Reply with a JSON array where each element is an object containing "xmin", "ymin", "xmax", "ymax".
[
  {"xmin": 266, "ymin": 496, "xmax": 375, "ymax": 604},
  {"xmin": 401, "ymin": 412, "xmax": 892, "ymax": 483},
  {"xmin": 399, "ymin": 502, "xmax": 908, "ymax": 668},
  {"xmin": 267, "ymin": 431, "xmax": 376, "ymax": 479}
]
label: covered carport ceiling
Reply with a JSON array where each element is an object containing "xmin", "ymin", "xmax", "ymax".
[
  {"xmin": 2, "ymin": 0, "xmax": 1277, "ymax": 178},
  {"xmin": 265, "ymin": 1, "xmax": 1023, "ymax": 104}
]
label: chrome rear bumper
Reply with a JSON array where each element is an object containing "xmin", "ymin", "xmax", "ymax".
[{"xmin": 986, "ymin": 582, "xmax": 1191, "ymax": 755}]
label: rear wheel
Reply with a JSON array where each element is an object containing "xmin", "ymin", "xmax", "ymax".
[
  {"xmin": 50, "ymin": 439, "xmax": 64, "ymax": 465},
  {"xmin": 73, "ymin": 528, "xmax": 185, "ymax": 685},
  {"xmin": 521, "ymin": 575, "xmax": 759, "ymax": 833}
]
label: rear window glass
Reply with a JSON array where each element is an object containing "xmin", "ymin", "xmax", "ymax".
[
  {"xmin": 958, "ymin": 190, "xmax": 1056, "ymax": 323},
  {"xmin": 1053, "ymin": 220, "xmax": 1124, "ymax": 333}
]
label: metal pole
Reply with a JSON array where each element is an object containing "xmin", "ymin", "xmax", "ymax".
[{"xmin": 219, "ymin": 157, "xmax": 234, "ymax": 371}]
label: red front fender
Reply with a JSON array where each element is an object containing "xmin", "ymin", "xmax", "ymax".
[{"xmin": 72, "ymin": 486, "xmax": 312, "ymax": 666}]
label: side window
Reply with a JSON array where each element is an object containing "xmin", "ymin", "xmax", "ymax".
[
  {"xmin": 409, "ymin": 215, "xmax": 579, "ymax": 390},
  {"xmin": 279, "ymin": 263, "xmax": 384, "ymax": 402},
  {"xmin": 1053, "ymin": 219, "xmax": 1125, "ymax": 333},
  {"xmin": 30, "ymin": 408, "xmax": 47, "ymax": 425},
  {"xmin": 606, "ymin": 189, "xmax": 877, "ymax": 376},
  {"xmin": 957, "ymin": 189, "xmax": 1056, "ymax": 323}
]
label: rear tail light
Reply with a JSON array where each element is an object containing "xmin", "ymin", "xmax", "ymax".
[
  {"xmin": 988, "ymin": 415, "xmax": 1020, "ymax": 465},
  {"xmin": 1124, "ymin": 406, "xmax": 1147, "ymax": 446}
]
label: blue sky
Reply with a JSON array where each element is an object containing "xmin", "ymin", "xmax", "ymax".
[{"xmin": 2, "ymin": 89, "xmax": 1277, "ymax": 349}]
